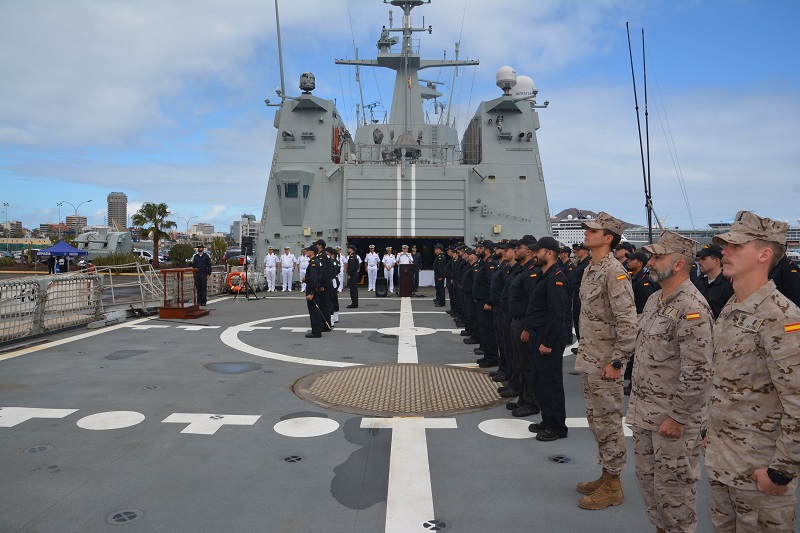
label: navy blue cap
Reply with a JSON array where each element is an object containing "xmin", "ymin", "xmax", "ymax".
[{"xmin": 536, "ymin": 236, "xmax": 561, "ymax": 253}]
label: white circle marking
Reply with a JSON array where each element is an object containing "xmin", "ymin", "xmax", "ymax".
[
  {"xmin": 274, "ymin": 417, "xmax": 340, "ymax": 438},
  {"xmin": 77, "ymin": 411, "xmax": 145, "ymax": 430},
  {"xmin": 478, "ymin": 418, "xmax": 536, "ymax": 439}
]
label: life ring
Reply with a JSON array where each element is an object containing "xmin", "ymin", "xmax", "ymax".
[
  {"xmin": 332, "ymin": 127, "xmax": 340, "ymax": 163},
  {"xmin": 226, "ymin": 271, "xmax": 246, "ymax": 292}
]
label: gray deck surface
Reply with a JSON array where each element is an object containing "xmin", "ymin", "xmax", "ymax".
[{"xmin": 0, "ymin": 289, "xmax": 786, "ymax": 532}]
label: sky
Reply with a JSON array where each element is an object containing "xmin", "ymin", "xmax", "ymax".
[{"xmin": 1, "ymin": 0, "xmax": 799, "ymax": 235}]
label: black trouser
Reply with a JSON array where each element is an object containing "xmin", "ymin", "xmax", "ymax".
[
  {"xmin": 572, "ymin": 296, "xmax": 581, "ymax": 340},
  {"xmin": 495, "ymin": 308, "xmax": 514, "ymax": 377},
  {"xmin": 306, "ymin": 293, "xmax": 325, "ymax": 334},
  {"xmin": 195, "ymin": 274, "xmax": 208, "ymax": 305},
  {"xmin": 509, "ymin": 318, "xmax": 539, "ymax": 409},
  {"xmin": 413, "ymin": 267, "xmax": 419, "ymax": 292},
  {"xmin": 435, "ymin": 277, "xmax": 445, "ymax": 305},
  {"xmin": 528, "ymin": 327, "xmax": 567, "ymax": 436},
  {"xmin": 320, "ymin": 286, "xmax": 333, "ymax": 330},
  {"xmin": 463, "ymin": 293, "xmax": 478, "ymax": 339},
  {"xmin": 349, "ymin": 277, "xmax": 358, "ymax": 307},
  {"xmin": 331, "ymin": 285, "xmax": 339, "ymax": 313},
  {"xmin": 564, "ymin": 294, "xmax": 574, "ymax": 342},
  {"xmin": 448, "ymin": 281, "xmax": 459, "ymax": 313},
  {"xmin": 475, "ymin": 299, "xmax": 497, "ymax": 358}
]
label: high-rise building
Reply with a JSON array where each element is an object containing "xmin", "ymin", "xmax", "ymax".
[
  {"xmin": 107, "ymin": 192, "xmax": 128, "ymax": 231},
  {"xmin": 65, "ymin": 215, "xmax": 88, "ymax": 235}
]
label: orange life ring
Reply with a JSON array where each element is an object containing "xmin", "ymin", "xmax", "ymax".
[
  {"xmin": 332, "ymin": 127, "xmax": 340, "ymax": 163},
  {"xmin": 226, "ymin": 271, "xmax": 246, "ymax": 292}
]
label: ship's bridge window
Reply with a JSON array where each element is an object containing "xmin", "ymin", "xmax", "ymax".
[
  {"xmin": 303, "ymin": 185, "xmax": 310, "ymax": 198},
  {"xmin": 284, "ymin": 183, "xmax": 299, "ymax": 198},
  {"xmin": 519, "ymin": 175, "xmax": 527, "ymax": 180}
]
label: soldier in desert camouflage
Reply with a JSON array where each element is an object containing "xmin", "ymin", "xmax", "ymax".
[
  {"xmin": 705, "ymin": 211, "xmax": 800, "ymax": 532},
  {"xmin": 574, "ymin": 212, "xmax": 638, "ymax": 510},
  {"xmin": 627, "ymin": 230, "xmax": 714, "ymax": 533}
]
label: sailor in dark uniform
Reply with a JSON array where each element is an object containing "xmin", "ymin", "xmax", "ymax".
[
  {"xmin": 432, "ymin": 243, "xmax": 446, "ymax": 307},
  {"xmin": 191, "ymin": 244, "xmax": 212, "ymax": 306},
  {"xmin": 769, "ymin": 253, "xmax": 800, "ymax": 307},
  {"xmin": 314, "ymin": 239, "xmax": 333, "ymax": 330},
  {"xmin": 346, "ymin": 244, "xmax": 360, "ymax": 308},
  {"xmin": 488, "ymin": 240, "xmax": 514, "ymax": 381},
  {"xmin": 693, "ymin": 243, "xmax": 734, "ymax": 319},
  {"xmin": 444, "ymin": 246, "xmax": 458, "ymax": 316},
  {"xmin": 326, "ymin": 247, "xmax": 340, "ymax": 324},
  {"xmin": 570, "ymin": 242, "xmax": 591, "ymax": 354},
  {"xmin": 411, "ymin": 245, "xmax": 422, "ymax": 294},
  {"xmin": 303, "ymin": 246, "xmax": 325, "ymax": 338},
  {"xmin": 460, "ymin": 248, "xmax": 479, "ymax": 344},
  {"xmin": 473, "ymin": 240, "xmax": 499, "ymax": 367},
  {"xmin": 623, "ymin": 250, "xmax": 658, "ymax": 394},
  {"xmin": 614, "ymin": 242, "xmax": 635, "ymax": 270},
  {"xmin": 558, "ymin": 245, "xmax": 575, "ymax": 342}
]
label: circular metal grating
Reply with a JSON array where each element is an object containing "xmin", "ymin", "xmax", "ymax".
[{"xmin": 294, "ymin": 363, "xmax": 505, "ymax": 417}]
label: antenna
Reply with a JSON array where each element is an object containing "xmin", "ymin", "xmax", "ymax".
[
  {"xmin": 274, "ymin": 0, "xmax": 286, "ymax": 104},
  {"xmin": 627, "ymin": 22, "xmax": 653, "ymax": 244}
]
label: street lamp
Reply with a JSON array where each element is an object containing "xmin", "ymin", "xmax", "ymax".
[
  {"xmin": 59, "ymin": 199, "xmax": 92, "ymax": 237},
  {"xmin": 177, "ymin": 215, "xmax": 197, "ymax": 237}
]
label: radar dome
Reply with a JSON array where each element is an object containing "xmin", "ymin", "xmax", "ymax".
[
  {"xmin": 512, "ymin": 75, "xmax": 537, "ymax": 99},
  {"xmin": 300, "ymin": 72, "xmax": 315, "ymax": 93},
  {"xmin": 496, "ymin": 66, "xmax": 517, "ymax": 94}
]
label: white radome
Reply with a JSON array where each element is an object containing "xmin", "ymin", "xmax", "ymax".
[{"xmin": 496, "ymin": 66, "xmax": 517, "ymax": 91}]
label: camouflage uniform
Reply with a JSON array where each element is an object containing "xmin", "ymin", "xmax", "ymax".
[
  {"xmin": 575, "ymin": 251, "xmax": 637, "ymax": 475},
  {"xmin": 705, "ymin": 211, "xmax": 800, "ymax": 532},
  {"xmin": 627, "ymin": 264, "xmax": 713, "ymax": 532}
]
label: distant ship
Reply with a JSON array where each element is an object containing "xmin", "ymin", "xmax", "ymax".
[{"xmin": 255, "ymin": 0, "xmax": 552, "ymax": 270}]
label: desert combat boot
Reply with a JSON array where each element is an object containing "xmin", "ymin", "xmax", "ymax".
[
  {"xmin": 576, "ymin": 469, "xmax": 608, "ymax": 495},
  {"xmin": 578, "ymin": 472, "xmax": 623, "ymax": 510}
]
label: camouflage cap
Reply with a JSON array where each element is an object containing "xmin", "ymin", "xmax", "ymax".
[
  {"xmin": 712, "ymin": 211, "xmax": 788, "ymax": 246},
  {"xmin": 581, "ymin": 212, "xmax": 625, "ymax": 236},
  {"xmin": 643, "ymin": 230, "xmax": 699, "ymax": 260}
]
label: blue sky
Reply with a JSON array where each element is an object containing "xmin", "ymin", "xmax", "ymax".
[{"xmin": 1, "ymin": 0, "xmax": 798, "ymax": 234}]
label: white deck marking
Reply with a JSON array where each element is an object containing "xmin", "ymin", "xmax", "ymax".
[
  {"xmin": 175, "ymin": 325, "xmax": 221, "ymax": 331},
  {"xmin": 396, "ymin": 297, "xmax": 418, "ymax": 363},
  {"xmin": 274, "ymin": 417, "xmax": 339, "ymax": 438},
  {"xmin": 478, "ymin": 417, "xmax": 634, "ymax": 438},
  {"xmin": 122, "ymin": 324, "xmax": 170, "ymax": 330},
  {"xmin": 362, "ymin": 417, "xmax": 457, "ymax": 532},
  {"xmin": 162, "ymin": 413, "xmax": 260, "ymax": 435},
  {"xmin": 0, "ymin": 407, "xmax": 78, "ymax": 427},
  {"xmin": 76, "ymin": 411, "xmax": 145, "ymax": 430},
  {"xmin": 238, "ymin": 326, "xmax": 273, "ymax": 331}
]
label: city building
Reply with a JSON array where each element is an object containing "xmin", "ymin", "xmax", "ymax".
[
  {"xmin": 232, "ymin": 214, "xmax": 259, "ymax": 245},
  {"xmin": 107, "ymin": 192, "xmax": 128, "ymax": 231},
  {"xmin": 65, "ymin": 215, "xmax": 88, "ymax": 235},
  {"xmin": 189, "ymin": 223, "xmax": 215, "ymax": 235}
]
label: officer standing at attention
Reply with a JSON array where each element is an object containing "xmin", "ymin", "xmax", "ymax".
[
  {"xmin": 623, "ymin": 250, "xmax": 659, "ymax": 395},
  {"xmin": 411, "ymin": 244, "xmax": 422, "ymax": 294},
  {"xmin": 769, "ymin": 252, "xmax": 800, "ymax": 307},
  {"xmin": 488, "ymin": 241, "xmax": 513, "ymax": 382},
  {"xmin": 473, "ymin": 240, "xmax": 499, "ymax": 367},
  {"xmin": 445, "ymin": 246, "xmax": 460, "ymax": 317},
  {"xmin": 365, "ymin": 244, "xmax": 380, "ymax": 291},
  {"xmin": 264, "ymin": 246, "xmax": 278, "ymax": 292},
  {"xmin": 570, "ymin": 243, "xmax": 591, "ymax": 354},
  {"xmin": 336, "ymin": 246, "xmax": 346, "ymax": 292},
  {"xmin": 382, "ymin": 246, "xmax": 396, "ymax": 294},
  {"xmin": 493, "ymin": 240, "xmax": 520, "ymax": 387},
  {"xmin": 505, "ymin": 235, "xmax": 543, "ymax": 417},
  {"xmin": 314, "ymin": 239, "xmax": 333, "ymax": 330},
  {"xmin": 626, "ymin": 230, "xmax": 714, "ymax": 533},
  {"xmin": 280, "ymin": 246, "xmax": 297, "ymax": 291},
  {"xmin": 693, "ymin": 243, "xmax": 733, "ymax": 319},
  {"xmin": 303, "ymin": 245, "xmax": 325, "ymax": 338},
  {"xmin": 575, "ymin": 212, "xmax": 638, "ymax": 511},
  {"xmin": 433, "ymin": 243, "xmax": 446, "ymax": 307},
  {"xmin": 615, "ymin": 242, "xmax": 635, "ymax": 270},
  {"xmin": 460, "ymin": 248, "xmax": 480, "ymax": 345},
  {"xmin": 524, "ymin": 237, "xmax": 571, "ymax": 442},
  {"xmin": 192, "ymin": 243, "xmax": 212, "ymax": 306},
  {"xmin": 346, "ymin": 244, "xmax": 360, "ymax": 308},
  {"xmin": 705, "ymin": 211, "xmax": 800, "ymax": 532},
  {"xmin": 558, "ymin": 244, "xmax": 576, "ymax": 345},
  {"xmin": 298, "ymin": 250, "xmax": 310, "ymax": 292}
]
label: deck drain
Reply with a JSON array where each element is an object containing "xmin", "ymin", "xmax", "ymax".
[
  {"xmin": 142, "ymin": 386, "xmax": 160, "ymax": 390},
  {"xmin": 106, "ymin": 509, "xmax": 143, "ymax": 524},
  {"xmin": 283, "ymin": 455, "xmax": 304, "ymax": 463},
  {"xmin": 106, "ymin": 350, "xmax": 148, "ymax": 360},
  {"xmin": 294, "ymin": 363, "xmax": 507, "ymax": 417},
  {"xmin": 205, "ymin": 362, "xmax": 262, "ymax": 374},
  {"xmin": 548, "ymin": 455, "xmax": 573, "ymax": 464},
  {"xmin": 423, "ymin": 518, "xmax": 449, "ymax": 530},
  {"xmin": 25, "ymin": 445, "xmax": 53, "ymax": 454}
]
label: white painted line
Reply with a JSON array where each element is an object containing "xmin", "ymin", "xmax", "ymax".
[
  {"xmin": 478, "ymin": 419, "xmax": 536, "ymax": 439},
  {"xmin": 397, "ymin": 297, "xmax": 418, "ymax": 363},
  {"xmin": 274, "ymin": 417, "xmax": 339, "ymax": 438},
  {"xmin": 122, "ymin": 324, "xmax": 170, "ymax": 330},
  {"xmin": 162, "ymin": 413, "xmax": 261, "ymax": 435},
  {"xmin": 396, "ymin": 163, "xmax": 402, "ymax": 237},
  {"xmin": 238, "ymin": 326, "xmax": 273, "ymax": 332},
  {"xmin": 175, "ymin": 325, "xmax": 221, "ymax": 331},
  {"xmin": 361, "ymin": 417, "xmax": 457, "ymax": 533},
  {"xmin": 334, "ymin": 328, "xmax": 378, "ymax": 334},
  {"xmin": 77, "ymin": 411, "xmax": 145, "ymax": 430},
  {"xmin": 0, "ymin": 316, "xmax": 155, "ymax": 362},
  {"xmin": 0, "ymin": 407, "xmax": 78, "ymax": 427},
  {"xmin": 280, "ymin": 327, "xmax": 312, "ymax": 333}
]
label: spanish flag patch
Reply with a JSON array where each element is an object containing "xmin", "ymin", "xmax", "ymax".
[
  {"xmin": 530, "ymin": 273, "xmax": 537, "ymax": 278},
  {"xmin": 616, "ymin": 274, "xmax": 627, "ymax": 281},
  {"xmin": 685, "ymin": 312, "xmax": 701, "ymax": 320},
  {"xmin": 786, "ymin": 322, "xmax": 800, "ymax": 333},
  {"xmin": 556, "ymin": 281, "xmax": 563, "ymax": 286}
]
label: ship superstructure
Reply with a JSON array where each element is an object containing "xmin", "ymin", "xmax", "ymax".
[{"xmin": 256, "ymin": 0, "xmax": 552, "ymax": 266}]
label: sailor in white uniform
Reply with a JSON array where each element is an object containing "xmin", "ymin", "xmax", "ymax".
[
  {"xmin": 365, "ymin": 244, "xmax": 380, "ymax": 291},
  {"xmin": 263, "ymin": 246, "xmax": 278, "ymax": 291},
  {"xmin": 280, "ymin": 246, "xmax": 297, "ymax": 291},
  {"xmin": 397, "ymin": 244, "xmax": 414, "ymax": 265},
  {"xmin": 383, "ymin": 246, "xmax": 397, "ymax": 293},
  {"xmin": 336, "ymin": 246, "xmax": 346, "ymax": 292},
  {"xmin": 298, "ymin": 252, "xmax": 310, "ymax": 292}
]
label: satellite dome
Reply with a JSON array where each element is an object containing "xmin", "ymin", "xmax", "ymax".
[
  {"xmin": 496, "ymin": 66, "xmax": 517, "ymax": 94},
  {"xmin": 567, "ymin": 215, "xmax": 573, "ymax": 220},
  {"xmin": 300, "ymin": 72, "xmax": 315, "ymax": 93},
  {"xmin": 512, "ymin": 75, "xmax": 537, "ymax": 99}
]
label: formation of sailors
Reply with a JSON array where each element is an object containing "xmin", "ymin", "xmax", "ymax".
[{"xmin": 434, "ymin": 211, "xmax": 800, "ymax": 531}]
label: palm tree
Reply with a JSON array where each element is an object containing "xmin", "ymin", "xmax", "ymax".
[{"xmin": 131, "ymin": 203, "xmax": 176, "ymax": 267}]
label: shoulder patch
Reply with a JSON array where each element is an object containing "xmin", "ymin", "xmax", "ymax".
[
  {"xmin": 643, "ymin": 282, "xmax": 650, "ymax": 286},
  {"xmin": 530, "ymin": 273, "xmax": 538, "ymax": 278},
  {"xmin": 616, "ymin": 274, "xmax": 627, "ymax": 281},
  {"xmin": 786, "ymin": 322, "xmax": 800, "ymax": 333},
  {"xmin": 555, "ymin": 281, "xmax": 564, "ymax": 286},
  {"xmin": 685, "ymin": 312, "xmax": 701, "ymax": 320}
]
